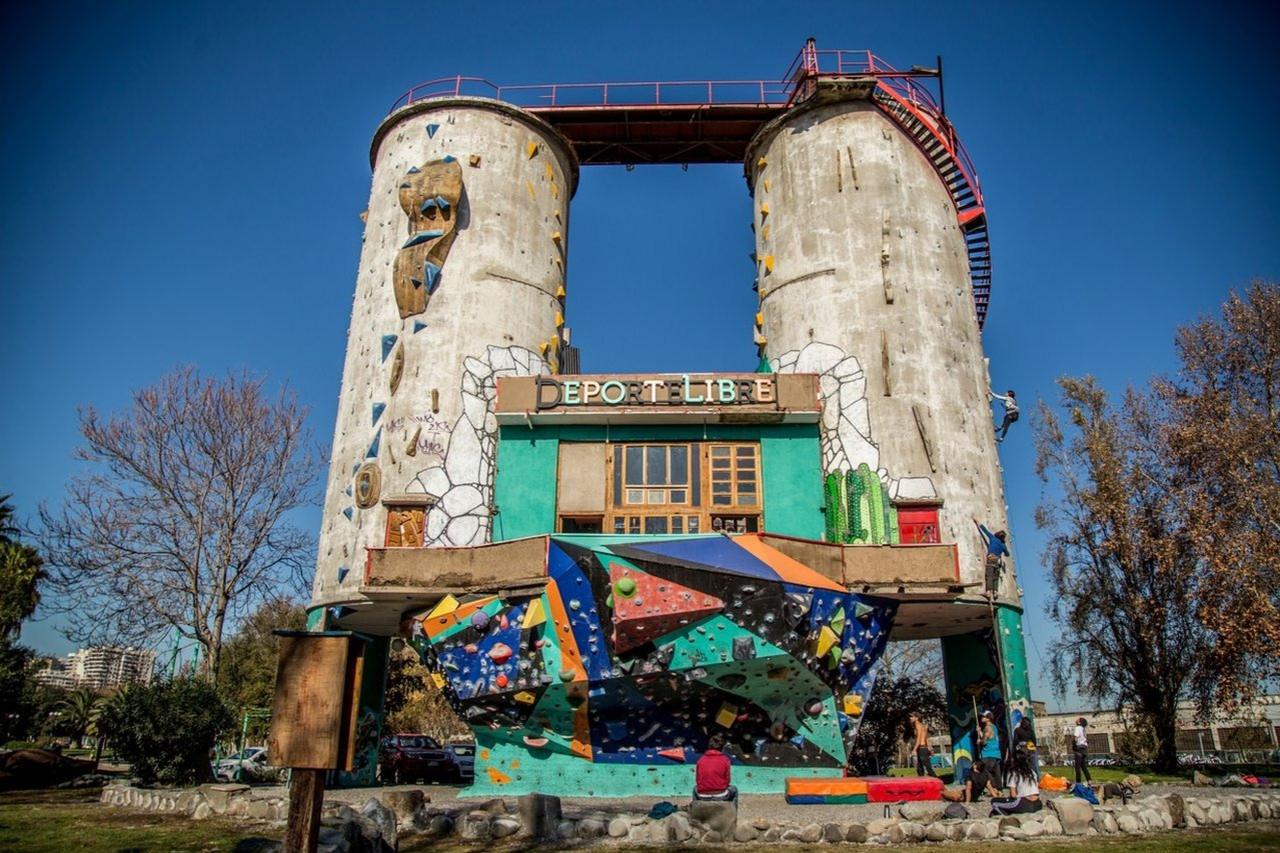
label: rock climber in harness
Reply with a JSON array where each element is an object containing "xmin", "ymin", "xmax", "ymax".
[
  {"xmin": 973, "ymin": 518, "xmax": 1009, "ymax": 597},
  {"xmin": 989, "ymin": 388, "xmax": 1019, "ymax": 442}
]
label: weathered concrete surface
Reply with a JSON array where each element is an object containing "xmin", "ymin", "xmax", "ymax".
[
  {"xmin": 746, "ymin": 98, "xmax": 1014, "ymax": 602},
  {"xmin": 313, "ymin": 98, "xmax": 577, "ymax": 607}
]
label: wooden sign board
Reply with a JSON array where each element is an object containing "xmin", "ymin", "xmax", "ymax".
[{"xmin": 268, "ymin": 633, "xmax": 365, "ymax": 770}]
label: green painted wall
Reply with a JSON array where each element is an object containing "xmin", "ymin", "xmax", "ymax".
[{"xmin": 493, "ymin": 423, "xmax": 822, "ymax": 541}]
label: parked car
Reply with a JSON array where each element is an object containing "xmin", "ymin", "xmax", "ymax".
[
  {"xmin": 379, "ymin": 734, "xmax": 459, "ymax": 784},
  {"xmin": 213, "ymin": 746, "xmax": 283, "ymax": 783},
  {"xmin": 444, "ymin": 742, "xmax": 475, "ymax": 782}
]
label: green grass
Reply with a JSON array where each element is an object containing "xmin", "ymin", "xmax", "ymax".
[{"xmin": 0, "ymin": 787, "xmax": 277, "ymax": 853}]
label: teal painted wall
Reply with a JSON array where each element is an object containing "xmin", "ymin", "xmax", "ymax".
[{"xmin": 493, "ymin": 423, "xmax": 822, "ymax": 541}]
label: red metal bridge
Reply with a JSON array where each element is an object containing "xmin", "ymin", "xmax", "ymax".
[{"xmin": 390, "ymin": 42, "xmax": 991, "ymax": 327}]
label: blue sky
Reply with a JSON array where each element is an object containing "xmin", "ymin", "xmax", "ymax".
[{"xmin": 2, "ymin": 1, "xmax": 1277, "ymax": 710}]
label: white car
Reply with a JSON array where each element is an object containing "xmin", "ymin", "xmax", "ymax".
[{"xmin": 213, "ymin": 747, "xmax": 281, "ymax": 783}]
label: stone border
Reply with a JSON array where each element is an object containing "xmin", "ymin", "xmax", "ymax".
[{"xmin": 100, "ymin": 784, "xmax": 1280, "ymax": 847}]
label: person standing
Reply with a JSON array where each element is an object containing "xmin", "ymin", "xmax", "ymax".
[
  {"xmin": 1072, "ymin": 717, "xmax": 1092, "ymax": 784},
  {"xmin": 694, "ymin": 734, "xmax": 737, "ymax": 804},
  {"xmin": 989, "ymin": 388, "xmax": 1019, "ymax": 442},
  {"xmin": 909, "ymin": 711, "xmax": 936, "ymax": 777},
  {"xmin": 978, "ymin": 710, "xmax": 1003, "ymax": 789}
]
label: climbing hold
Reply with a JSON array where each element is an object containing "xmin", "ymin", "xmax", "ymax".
[
  {"xmin": 468, "ymin": 154, "xmax": 481, "ymax": 167},
  {"xmin": 413, "ymin": 320, "xmax": 428, "ymax": 334},
  {"xmin": 422, "ymin": 261, "xmax": 442, "ymax": 294},
  {"xmin": 402, "ymin": 229, "xmax": 444, "ymax": 248},
  {"xmin": 615, "ymin": 577, "xmax": 637, "ymax": 598},
  {"xmin": 558, "ymin": 668, "xmax": 576, "ymax": 682},
  {"xmin": 495, "ymin": 673, "xmax": 509, "ymax": 688},
  {"xmin": 524, "ymin": 735, "xmax": 549, "ymax": 748},
  {"xmin": 760, "ymin": 202, "xmax": 770, "ymax": 219},
  {"xmin": 854, "ymin": 602, "xmax": 876, "ymax": 619},
  {"xmin": 342, "ymin": 506, "xmax": 354, "ymax": 520},
  {"xmin": 425, "ymin": 123, "xmax": 439, "ymax": 138},
  {"xmin": 658, "ymin": 747, "xmax": 686, "ymax": 762},
  {"xmin": 527, "ymin": 141, "xmax": 539, "ymax": 159},
  {"xmin": 488, "ymin": 643, "xmax": 513, "ymax": 664},
  {"xmin": 763, "ymin": 255, "xmax": 775, "ymax": 274},
  {"xmin": 381, "ymin": 334, "xmax": 397, "ymax": 361},
  {"xmin": 365, "ymin": 428, "xmax": 381, "ymax": 459},
  {"xmin": 805, "ymin": 698, "xmax": 824, "ymax": 717},
  {"xmin": 426, "ymin": 595, "xmax": 459, "ymax": 619},
  {"xmin": 732, "ymin": 636, "xmax": 756, "ymax": 661},
  {"xmin": 551, "ymin": 231, "xmax": 562, "ymax": 247},
  {"xmin": 843, "ymin": 693, "xmax": 863, "ymax": 716},
  {"xmin": 555, "ymin": 283, "xmax": 566, "ymax": 300},
  {"xmin": 371, "ymin": 402, "xmax": 385, "ymax": 425},
  {"xmin": 764, "ymin": 179, "xmax": 772, "ymax": 193},
  {"xmin": 830, "ymin": 606, "xmax": 846, "ymax": 635},
  {"xmin": 336, "ymin": 565, "xmax": 349, "ymax": 583},
  {"xmin": 514, "ymin": 691, "xmax": 536, "ymax": 704},
  {"xmin": 715, "ymin": 702, "xmax": 738, "ymax": 728},
  {"xmin": 815, "ymin": 625, "xmax": 839, "ymax": 658},
  {"xmin": 554, "ymin": 311, "xmax": 564, "ymax": 328},
  {"xmin": 756, "ymin": 156, "xmax": 767, "ymax": 170},
  {"xmin": 442, "ymin": 155, "xmax": 455, "ymax": 163},
  {"xmin": 471, "ymin": 610, "xmax": 491, "ymax": 630},
  {"xmin": 435, "ymin": 194, "xmax": 450, "ymax": 212},
  {"xmin": 755, "ymin": 311, "xmax": 764, "ymax": 327}
]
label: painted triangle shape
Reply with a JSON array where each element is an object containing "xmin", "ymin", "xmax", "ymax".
[{"xmin": 607, "ymin": 560, "xmax": 725, "ymax": 653}]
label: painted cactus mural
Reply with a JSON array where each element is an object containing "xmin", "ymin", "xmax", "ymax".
[
  {"xmin": 407, "ymin": 534, "xmax": 896, "ymax": 796},
  {"xmin": 824, "ymin": 464, "xmax": 900, "ymax": 545}
]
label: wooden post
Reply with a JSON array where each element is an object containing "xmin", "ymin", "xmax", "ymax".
[{"xmin": 283, "ymin": 768, "xmax": 325, "ymax": 853}]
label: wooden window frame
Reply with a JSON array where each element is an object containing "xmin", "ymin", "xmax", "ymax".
[{"xmin": 604, "ymin": 441, "xmax": 762, "ymax": 534}]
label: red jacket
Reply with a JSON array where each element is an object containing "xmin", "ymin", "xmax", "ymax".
[{"xmin": 695, "ymin": 749, "xmax": 732, "ymax": 794}]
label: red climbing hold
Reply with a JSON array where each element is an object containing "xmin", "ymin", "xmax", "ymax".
[
  {"xmin": 607, "ymin": 561, "xmax": 725, "ymax": 653},
  {"xmin": 489, "ymin": 643, "xmax": 513, "ymax": 664},
  {"xmin": 658, "ymin": 747, "xmax": 687, "ymax": 762}
]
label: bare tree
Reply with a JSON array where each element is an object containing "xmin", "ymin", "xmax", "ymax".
[
  {"xmin": 39, "ymin": 368, "xmax": 319, "ymax": 681},
  {"xmin": 878, "ymin": 639, "xmax": 943, "ymax": 688}
]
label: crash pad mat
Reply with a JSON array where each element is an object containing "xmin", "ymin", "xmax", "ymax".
[
  {"xmin": 861, "ymin": 775, "xmax": 944, "ymax": 802},
  {"xmin": 785, "ymin": 776, "xmax": 869, "ymax": 804}
]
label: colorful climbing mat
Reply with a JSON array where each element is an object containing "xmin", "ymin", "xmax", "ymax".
[{"xmin": 408, "ymin": 533, "xmax": 897, "ymax": 796}]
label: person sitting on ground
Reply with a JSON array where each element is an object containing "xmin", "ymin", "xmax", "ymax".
[
  {"xmin": 909, "ymin": 711, "xmax": 936, "ymax": 777},
  {"xmin": 972, "ymin": 518, "xmax": 1010, "ymax": 596},
  {"xmin": 694, "ymin": 733, "xmax": 737, "ymax": 804},
  {"xmin": 941, "ymin": 758, "xmax": 1000, "ymax": 803},
  {"xmin": 989, "ymin": 388, "xmax": 1019, "ymax": 442},
  {"xmin": 988, "ymin": 750, "xmax": 1042, "ymax": 816}
]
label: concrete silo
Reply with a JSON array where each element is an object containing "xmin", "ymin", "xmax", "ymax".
[{"xmin": 311, "ymin": 98, "xmax": 576, "ymax": 610}]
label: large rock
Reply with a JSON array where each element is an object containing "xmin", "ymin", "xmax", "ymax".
[
  {"xmin": 925, "ymin": 823, "xmax": 948, "ymax": 842},
  {"xmin": 689, "ymin": 799, "xmax": 737, "ymax": 837},
  {"xmin": 844, "ymin": 823, "xmax": 868, "ymax": 843},
  {"xmin": 1049, "ymin": 797, "xmax": 1094, "ymax": 835},
  {"xmin": 1116, "ymin": 812, "xmax": 1142, "ymax": 834},
  {"xmin": 898, "ymin": 802, "xmax": 947, "ymax": 823},
  {"xmin": 200, "ymin": 783, "xmax": 250, "ymax": 814},
  {"xmin": 492, "ymin": 818, "xmax": 521, "ymax": 838},
  {"xmin": 577, "ymin": 818, "xmax": 606, "ymax": 839},
  {"xmin": 608, "ymin": 818, "xmax": 630, "ymax": 838},
  {"xmin": 1042, "ymin": 813, "xmax": 1063, "ymax": 835},
  {"xmin": 822, "ymin": 823, "xmax": 843, "ymax": 842},
  {"xmin": 670, "ymin": 813, "xmax": 693, "ymax": 842},
  {"xmin": 733, "ymin": 824, "xmax": 759, "ymax": 842},
  {"xmin": 361, "ymin": 799, "xmax": 397, "ymax": 848},
  {"xmin": 379, "ymin": 789, "xmax": 424, "ymax": 825},
  {"xmin": 518, "ymin": 792, "xmax": 562, "ymax": 840}
]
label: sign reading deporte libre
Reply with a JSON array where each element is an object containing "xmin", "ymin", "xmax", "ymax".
[{"xmin": 535, "ymin": 374, "xmax": 776, "ymax": 410}]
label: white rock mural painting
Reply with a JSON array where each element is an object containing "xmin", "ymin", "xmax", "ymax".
[
  {"xmin": 771, "ymin": 341, "xmax": 937, "ymax": 502},
  {"xmin": 406, "ymin": 344, "xmax": 548, "ymax": 546}
]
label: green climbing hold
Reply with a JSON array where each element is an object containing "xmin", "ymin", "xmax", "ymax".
[
  {"xmin": 558, "ymin": 668, "xmax": 576, "ymax": 682},
  {"xmin": 615, "ymin": 577, "xmax": 637, "ymax": 597}
]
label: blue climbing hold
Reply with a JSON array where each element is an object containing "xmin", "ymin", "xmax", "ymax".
[
  {"xmin": 337, "ymin": 565, "xmax": 349, "ymax": 583},
  {"xmin": 435, "ymin": 195, "xmax": 450, "ymax": 212},
  {"xmin": 381, "ymin": 334, "xmax": 397, "ymax": 362},
  {"xmin": 329, "ymin": 605, "xmax": 354, "ymax": 620},
  {"xmin": 413, "ymin": 321, "xmax": 428, "ymax": 334},
  {"xmin": 426, "ymin": 123, "xmax": 439, "ymax": 138},
  {"xmin": 407, "ymin": 166, "xmax": 420, "ymax": 174},
  {"xmin": 403, "ymin": 230, "xmax": 444, "ymax": 248},
  {"xmin": 342, "ymin": 506, "xmax": 354, "ymax": 520},
  {"xmin": 420, "ymin": 197, "xmax": 439, "ymax": 213},
  {"xmin": 423, "ymin": 261, "xmax": 442, "ymax": 294},
  {"xmin": 344, "ymin": 484, "xmax": 353, "ymax": 496},
  {"xmin": 371, "ymin": 402, "xmax": 386, "ymax": 425},
  {"xmin": 366, "ymin": 428, "xmax": 382, "ymax": 459},
  {"xmin": 442, "ymin": 154, "xmax": 456, "ymax": 163}
]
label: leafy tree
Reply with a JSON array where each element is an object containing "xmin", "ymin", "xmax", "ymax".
[
  {"xmin": 215, "ymin": 597, "xmax": 305, "ymax": 742},
  {"xmin": 1155, "ymin": 281, "xmax": 1280, "ymax": 705},
  {"xmin": 54, "ymin": 688, "xmax": 104, "ymax": 748},
  {"xmin": 1035, "ymin": 378, "xmax": 1213, "ymax": 771},
  {"xmin": 38, "ymin": 368, "xmax": 320, "ymax": 681},
  {"xmin": 98, "ymin": 677, "xmax": 233, "ymax": 785},
  {"xmin": 849, "ymin": 674, "xmax": 946, "ymax": 775},
  {"xmin": 0, "ymin": 495, "xmax": 47, "ymax": 742},
  {"xmin": 0, "ymin": 642, "xmax": 39, "ymax": 743}
]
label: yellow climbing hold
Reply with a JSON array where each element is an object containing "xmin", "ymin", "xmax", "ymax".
[
  {"xmin": 431, "ymin": 671, "xmax": 446, "ymax": 689},
  {"xmin": 756, "ymin": 156, "xmax": 767, "ymax": 170},
  {"xmin": 521, "ymin": 597, "xmax": 547, "ymax": 629},
  {"xmin": 715, "ymin": 702, "xmax": 739, "ymax": 728},
  {"xmin": 555, "ymin": 311, "xmax": 564, "ymax": 328},
  {"xmin": 468, "ymin": 153, "xmax": 481, "ymax": 167},
  {"xmin": 544, "ymin": 162, "xmax": 554, "ymax": 180},
  {"xmin": 539, "ymin": 341, "xmax": 550, "ymax": 356},
  {"xmin": 764, "ymin": 179, "xmax": 772, "ymax": 193},
  {"xmin": 527, "ymin": 140, "xmax": 539, "ymax": 159},
  {"xmin": 551, "ymin": 181, "xmax": 559, "ymax": 199},
  {"xmin": 514, "ymin": 690, "xmax": 537, "ymax": 705},
  {"xmin": 551, "ymin": 231, "xmax": 563, "ymax": 247},
  {"xmin": 555, "ymin": 283, "xmax": 566, "ymax": 299},
  {"xmin": 755, "ymin": 312, "xmax": 764, "ymax": 327},
  {"xmin": 763, "ymin": 254, "xmax": 775, "ymax": 273},
  {"xmin": 843, "ymin": 693, "xmax": 864, "ymax": 716},
  {"xmin": 426, "ymin": 594, "xmax": 460, "ymax": 620},
  {"xmin": 760, "ymin": 202, "xmax": 770, "ymax": 218},
  {"xmin": 816, "ymin": 624, "xmax": 839, "ymax": 659}
]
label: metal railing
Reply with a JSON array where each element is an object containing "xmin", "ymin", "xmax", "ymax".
[{"xmin": 390, "ymin": 76, "xmax": 793, "ymax": 113}]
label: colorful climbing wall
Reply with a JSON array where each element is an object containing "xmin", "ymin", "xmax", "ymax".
[{"xmin": 408, "ymin": 533, "xmax": 897, "ymax": 796}]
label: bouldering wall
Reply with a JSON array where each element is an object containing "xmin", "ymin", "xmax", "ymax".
[
  {"xmin": 407, "ymin": 534, "xmax": 897, "ymax": 796},
  {"xmin": 311, "ymin": 98, "xmax": 577, "ymax": 610}
]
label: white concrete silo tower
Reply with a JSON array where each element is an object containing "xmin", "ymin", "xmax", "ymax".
[{"xmin": 311, "ymin": 97, "xmax": 576, "ymax": 607}]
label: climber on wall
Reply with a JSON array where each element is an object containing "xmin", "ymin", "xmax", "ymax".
[
  {"xmin": 972, "ymin": 517, "xmax": 1010, "ymax": 597},
  {"xmin": 988, "ymin": 387, "xmax": 1019, "ymax": 442}
]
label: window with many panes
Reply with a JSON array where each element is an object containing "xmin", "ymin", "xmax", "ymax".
[
  {"xmin": 619, "ymin": 444, "xmax": 693, "ymax": 506},
  {"xmin": 708, "ymin": 444, "xmax": 759, "ymax": 507}
]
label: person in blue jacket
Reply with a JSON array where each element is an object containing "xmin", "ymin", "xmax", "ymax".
[{"xmin": 973, "ymin": 518, "xmax": 1009, "ymax": 596}]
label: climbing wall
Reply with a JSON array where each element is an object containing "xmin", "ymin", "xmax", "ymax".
[
  {"xmin": 408, "ymin": 534, "xmax": 897, "ymax": 796},
  {"xmin": 312, "ymin": 98, "xmax": 577, "ymax": 610}
]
